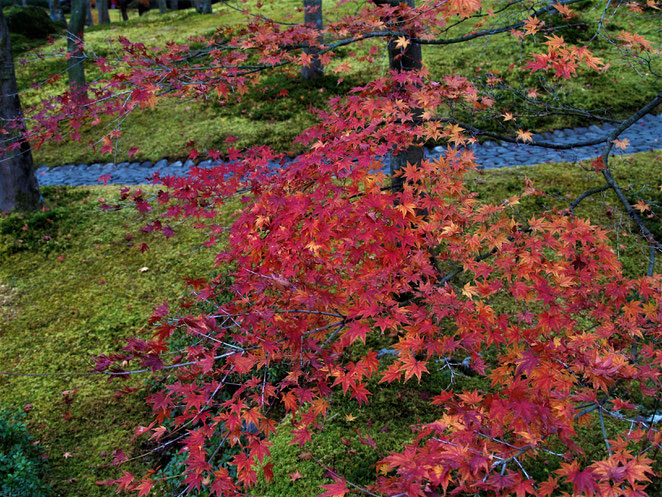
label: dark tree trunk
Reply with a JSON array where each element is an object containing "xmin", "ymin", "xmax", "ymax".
[
  {"xmin": 168, "ymin": 0, "xmax": 178, "ymax": 11},
  {"xmin": 377, "ymin": 0, "xmax": 423, "ymax": 191},
  {"xmin": 118, "ymin": 0, "xmax": 129, "ymax": 20},
  {"xmin": 138, "ymin": 0, "xmax": 149, "ymax": 16},
  {"xmin": 194, "ymin": 0, "xmax": 210, "ymax": 13},
  {"xmin": 301, "ymin": 0, "xmax": 323, "ymax": 80},
  {"xmin": 98, "ymin": 0, "xmax": 110, "ymax": 24},
  {"xmin": 49, "ymin": 0, "xmax": 65, "ymax": 22},
  {"xmin": 0, "ymin": 8, "xmax": 40, "ymax": 212},
  {"xmin": 85, "ymin": 0, "xmax": 94, "ymax": 25},
  {"xmin": 157, "ymin": 0, "xmax": 167, "ymax": 14},
  {"xmin": 67, "ymin": 0, "xmax": 86, "ymax": 91}
]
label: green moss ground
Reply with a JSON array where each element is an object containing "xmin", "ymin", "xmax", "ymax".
[
  {"xmin": 0, "ymin": 185, "xmax": 219, "ymax": 496},
  {"xmin": 12, "ymin": 1, "xmax": 661, "ymax": 165},
  {"xmin": 1, "ymin": 151, "xmax": 659, "ymax": 495}
]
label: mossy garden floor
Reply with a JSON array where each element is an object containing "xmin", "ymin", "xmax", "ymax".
[
  {"xmin": 12, "ymin": 0, "xmax": 662, "ymax": 166},
  {"xmin": 0, "ymin": 185, "xmax": 220, "ymax": 495},
  {"xmin": 1, "ymin": 150, "xmax": 661, "ymax": 495}
]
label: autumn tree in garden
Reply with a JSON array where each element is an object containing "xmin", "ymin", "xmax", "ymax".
[{"xmin": 5, "ymin": 0, "xmax": 662, "ymax": 494}]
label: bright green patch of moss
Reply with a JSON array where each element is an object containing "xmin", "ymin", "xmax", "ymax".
[{"xmin": 0, "ymin": 185, "xmax": 220, "ymax": 496}]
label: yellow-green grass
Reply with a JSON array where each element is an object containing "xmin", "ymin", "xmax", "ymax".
[
  {"xmin": 0, "ymin": 151, "xmax": 660, "ymax": 495},
  {"xmin": 13, "ymin": 0, "xmax": 661, "ymax": 166},
  {"xmin": 0, "ymin": 185, "xmax": 222, "ymax": 495}
]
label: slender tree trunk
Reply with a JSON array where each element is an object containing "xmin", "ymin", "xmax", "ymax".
[
  {"xmin": 118, "ymin": 0, "xmax": 128, "ymax": 20},
  {"xmin": 98, "ymin": 0, "xmax": 110, "ymax": 23},
  {"xmin": 21, "ymin": 0, "xmax": 27, "ymax": 6},
  {"xmin": 0, "ymin": 8, "xmax": 40, "ymax": 212},
  {"xmin": 49, "ymin": 0, "xmax": 65, "ymax": 22},
  {"xmin": 301, "ymin": 0, "xmax": 323, "ymax": 80},
  {"xmin": 85, "ymin": 0, "xmax": 94, "ymax": 25},
  {"xmin": 67, "ymin": 0, "xmax": 86, "ymax": 92},
  {"xmin": 157, "ymin": 0, "xmax": 166, "ymax": 14},
  {"xmin": 168, "ymin": 0, "xmax": 178, "ymax": 11},
  {"xmin": 377, "ymin": 0, "xmax": 423, "ymax": 191},
  {"xmin": 138, "ymin": 0, "xmax": 148, "ymax": 16}
]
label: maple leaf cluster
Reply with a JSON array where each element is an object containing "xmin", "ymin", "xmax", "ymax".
[
  {"xmin": 524, "ymin": 35, "xmax": 604, "ymax": 79},
  {"xmin": 7, "ymin": 0, "xmax": 661, "ymax": 495},
  {"xmin": 92, "ymin": 73, "xmax": 662, "ymax": 496}
]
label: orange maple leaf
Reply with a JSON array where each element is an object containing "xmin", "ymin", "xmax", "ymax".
[
  {"xmin": 289, "ymin": 470, "xmax": 303, "ymax": 482},
  {"xmin": 516, "ymin": 129, "xmax": 534, "ymax": 143},
  {"xmin": 633, "ymin": 200, "xmax": 650, "ymax": 213},
  {"xmin": 618, "ymin": 31, "xmax": 653, "ymax": 51},
  {"xmin": 299, "ymin": 52, "xmax": 313, "ymax": 67},
  {"xmin": 545, "ymin": 34, "xmax": 566, "ymax": 50},
  {"xmin": 523, "ymin": 16, "xmax": 544, "ymax": 36},
  {"xmin": 394, "ymin": 36, "xmax": 409, "ymax": 50},
  {"xmin": 526, "ymin": 88, "xmax": 540, "ymax": 98},
  {"xmin": 401, "ymin": 356, "xmax": 429, "ymax": 382},
  {"xmin": 553, "ymin": 3, "xmax": 577, "ymax": 18},
  {"xmin": 612, "ymin": 138, "xmax": 630, "ymax": 150}
]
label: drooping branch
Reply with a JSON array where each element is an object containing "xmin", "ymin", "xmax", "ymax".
[
  {"xmin": 568, "ymin": 184, "xmax": 610, "ymax": 214},
  {"xmin": 599, "ymin": 93, "xmax": 662, "ymax": 254},
  {"xmin": 414, "ymin": 0, "xmax": 589, "ymax": 45}
]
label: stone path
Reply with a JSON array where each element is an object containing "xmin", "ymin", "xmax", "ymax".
[{"xmin": 35, "ymin": 113, "xmax": 662, "ymax": 186}]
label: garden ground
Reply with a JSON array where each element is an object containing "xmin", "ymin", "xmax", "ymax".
[{"xmin": 1, "ymin": 151, "xmax": 661, "ymax": 495}]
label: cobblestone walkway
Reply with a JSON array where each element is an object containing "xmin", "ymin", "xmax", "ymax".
[{"xmin": 36, "ymin": 113, "xmax": 662, "ymax": 186}]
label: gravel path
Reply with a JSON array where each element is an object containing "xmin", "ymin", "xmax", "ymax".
[{"xmin": 36, "ymin": 113, "xmax": 662, "ymax": 186}]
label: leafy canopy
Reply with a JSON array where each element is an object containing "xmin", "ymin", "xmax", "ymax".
[{"xmin": 8, "ymin": 0, "xmax": 662, "ymax": 496}]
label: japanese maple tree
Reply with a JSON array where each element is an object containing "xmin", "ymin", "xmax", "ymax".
[{"xmin": 5, "ymin": 0, "xmax": 662, "ymax": 495}]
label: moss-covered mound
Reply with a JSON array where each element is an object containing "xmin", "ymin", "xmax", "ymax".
[{"xmin": 5, "ymin": 5, "xmax": 64, "ymax": 43}]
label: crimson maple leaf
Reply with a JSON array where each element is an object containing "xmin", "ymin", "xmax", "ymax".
[{"xmin": 319, "ymin": 478, "xmax": 350, "ymax": 497}]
